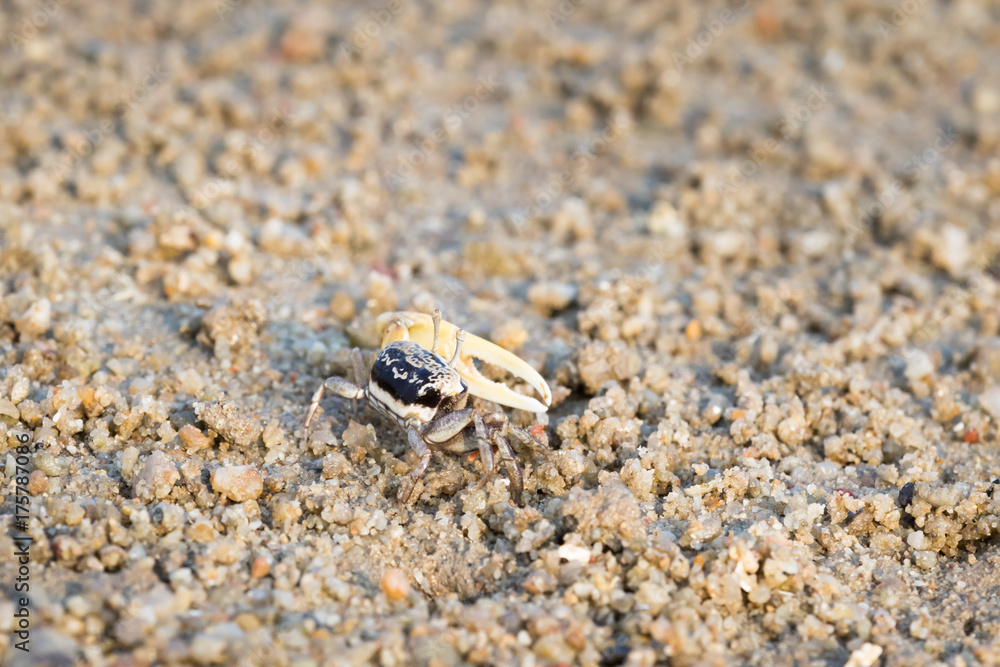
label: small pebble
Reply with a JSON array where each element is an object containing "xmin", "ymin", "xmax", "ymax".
[
  {"xmin": 557, "ymin": 544, "xmax": 592, "ymax": 564},
  {"xmin": 196, "ymin": 401, "xmax": 264, "ymax": 449},
  {"xmin": 211, "ymin": 466, "xmax": 264, "ymax": 502},
  {"xmin": 904, "ymin": 350, "xmax": 935, "ymax": 383},
  {"xmin": 178, "ymin": 424, "xmax": 212, "ymax": 452},
  {"xmin": 197, "ymin": 299, "xmax": 267, "ymax": 357},
  {"xmin": 647, "ymin": 201, "xmax": 685, "ymax": 239},
  {"xmin": 978, "ymin": 386, "xmax": 1000, "ymax": 421},
  {"xmin": 931, "ymin": 224, "xmax": 970, "ymax": 276},
  {"xmin": 133, "ymin": 451, "xmax": 179, "ymax": 501},
  {"xmin": 329, "ymin": 292, "xmax": 356, "ymax": 320},
  {"xmin": 26, "ymin": 469, "xmax": 50, "ymax": 495},
  {"xmin": 897, "ymin": 482, "xmax": 915, "ymax": 509},
  {"xmin": 527, "ymin": 281, "xmax": 577, "ymax": 313},
  {"xmin": 15, "ymin": 298, "xmax": 51, "ymax": 339},
  {"xmin": 250, "ymin": 556, "xmax": 271, "ymax": 578},
  {"xmin": 974, "ymin": 338, "xmax": 1000, "ymax": 380},
  {"xmin": 844, "ymin": 643, "xmax": 883, "ymax": 667},
  {"xmin": 776, "ymin": 416, "xmax": 806, "ymax": 446},
  {"xmin": 380, "ymin": 568, "xmax": 410, "ymax": 602},
  {"xmin": 228, "ymin": 256, "xmax": 253, "ymax": 285},
  {"xmin": 492, "ymin": 319, "xmax": 528, "ymax": 350}
]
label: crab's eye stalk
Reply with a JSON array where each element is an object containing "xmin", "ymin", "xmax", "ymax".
[
  {"xmin": 432, "ymin": 309, "xmax": 442, "ymax": 354},
  {"xmin": 449, "ymin": 329, "xmax": 466, "ymax": 366}
]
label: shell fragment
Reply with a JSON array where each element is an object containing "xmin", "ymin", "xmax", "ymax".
[{"xmin": 375, "ymin": 311, "xmax": 552, "ymax": 413}]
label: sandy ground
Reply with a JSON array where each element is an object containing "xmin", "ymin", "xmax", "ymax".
[{"xmin": 2, "ymin": 0, "xmax": 1000, "ymax": 665}]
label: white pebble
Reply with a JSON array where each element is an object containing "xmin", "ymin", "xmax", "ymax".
[
  {"xmin": 134, "ymin": 451, "xmax": 179, "ymax": 501},
  {"xmin": 978, "ymin": 386, "xmax": 1000, "ymax": 421},
  {"xmin": 903, "ymin": 350, "xmax": 934, "ymax": 383},
  {"xmin": 931, "ymin": 224, "xmax": 970, "ymax": 276},
  {"xmin": 557, "ymin": 544, "xmax": 592, "ymax": 564},
  {"xmin": 844, "ymin": 643, "xmax": 883, "ymax": 667},
  {"xmin": 211, "ymin": 466, "xmax": 263, "ymax": 502},
  {"xmin": 15, "ymin": 298, "xmax": 51, "ymax": 339}
]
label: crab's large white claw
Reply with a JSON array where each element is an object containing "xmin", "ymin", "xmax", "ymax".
[{"xmin": 375, "ymin": 311, "xmax": 552, "ymax": 413}]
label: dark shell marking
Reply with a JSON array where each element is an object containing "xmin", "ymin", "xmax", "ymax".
[{"xmin": 370, "ymin": 341, "xmax": 467, "ymax": 412}]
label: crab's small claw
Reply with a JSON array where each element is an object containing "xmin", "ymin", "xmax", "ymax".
[{"xmin": 375, "ymin": 311, "xmax": 552, "ymax": 413}]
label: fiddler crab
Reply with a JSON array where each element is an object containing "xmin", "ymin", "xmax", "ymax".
[{"xmin": 304, "ymin": 310, "xmax": 552, "ymax": 505}]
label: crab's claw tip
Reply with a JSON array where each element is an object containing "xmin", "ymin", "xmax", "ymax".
[{"xmin": 457, "ymin": 332, "xmax": 551, "ymax": 413}]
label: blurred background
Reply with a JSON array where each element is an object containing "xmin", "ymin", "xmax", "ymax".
[{"xmin": 2, "ymin": 0, "xmax": 1000, "ymax": 665}]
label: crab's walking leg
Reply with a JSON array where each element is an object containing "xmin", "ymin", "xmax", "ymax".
[
  {"xmin": 432, "ymin": 309, "xmax": 442, "ymax": 355},
  {"xmin": 495, "ymin": 434, "xmax": 523, "ymax": 506},
  {"xmin": 350, "ymin": 348, "xmax": 366, "ymax": 385},
  {"xmin": 349, "ymin": 348, "xmax": 367, "ymax": 420},
  {"xmin": 509, "ymin": 423, "xmax": 544, "ymax": 450},
  {"xmin": 304, "ymin": 377, "xmax": 365, "ymax": 430},
  {"xmin": 483, "ymin": 411, "xmax": 544, "ymax": 450},
  {"xmin": 398, "ymin": 426, "xmax": 432, "ymax": 504},
  {"xmin": 472, "ymin": 413, "xmax": 495, "ymax": 489},
  {"xmin": 449, "ymin": 329, "xmax": 466, "ymax": 367},
  {"xmin": 401, "ymin": 409, "xmax": 481, "ymax": 503}
]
